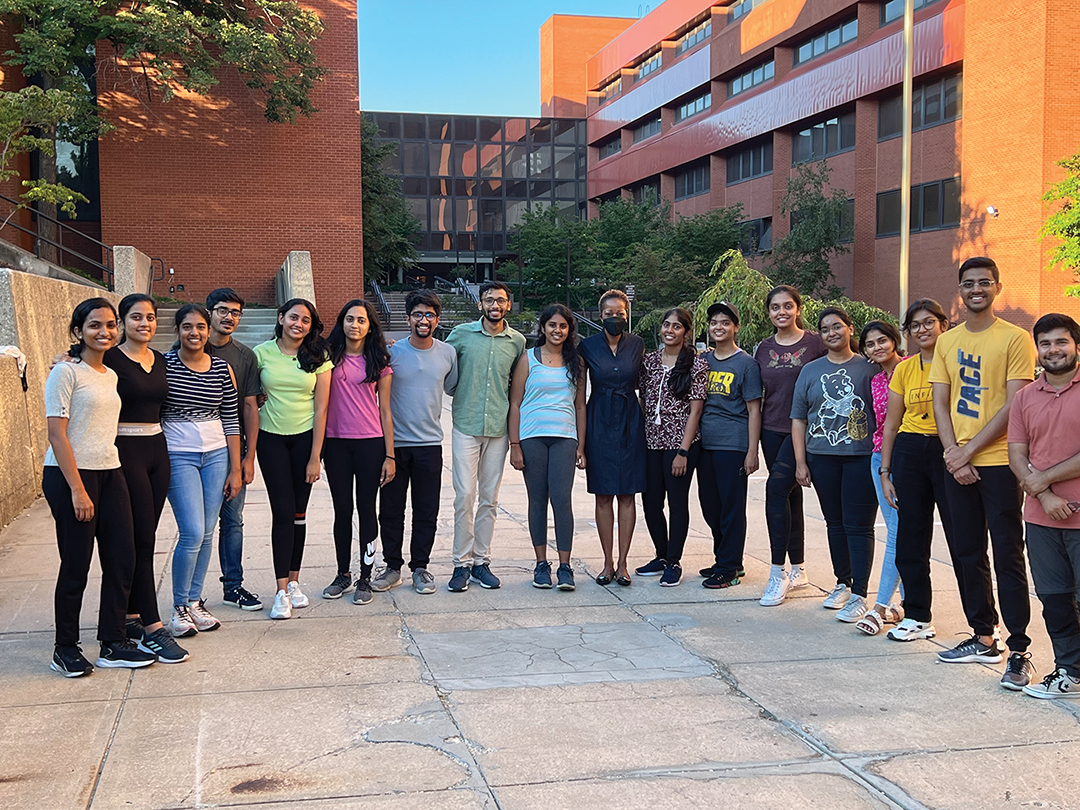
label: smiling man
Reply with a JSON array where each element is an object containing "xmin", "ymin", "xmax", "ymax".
[{"xmin": 929, "ymin": 257, "xmax": 1036, "ymax": 688}]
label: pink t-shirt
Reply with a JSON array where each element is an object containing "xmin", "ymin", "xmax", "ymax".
[{"xmin": 326, "ymin": 355, "xmax": 392, "ymax": 439}]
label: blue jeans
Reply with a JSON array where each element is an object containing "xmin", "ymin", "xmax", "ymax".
[
  {"xmin": 218, "ymin": 481, "xmax": 247, "ymax": 592},
  {"xmin": 871, "ymin": 451, "xmax": 904, "ymax": 606},
  {"xmin": 168, "ymin": 448, "xmax": 229, "ymax": 607}
]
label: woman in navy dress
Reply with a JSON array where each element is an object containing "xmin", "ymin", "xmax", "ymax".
[{"xmin": 579, "ymin": 289, "xmax": 646, "ymax": 586}]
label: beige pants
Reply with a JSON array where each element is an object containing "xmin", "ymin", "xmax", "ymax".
[{"xmin": 451, "ymin": 427, "xmax": 509, "ymax": 567}]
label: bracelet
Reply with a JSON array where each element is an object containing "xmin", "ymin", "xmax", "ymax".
[
  {"xmin": 509, "ymin": 441, "xmax": 520, "ymax": 446},
  {"xmin": 676, "ymin": 448, "xmax": 689, "ymax": 458},
  {"xmin": 385, "ymin": 455, "xmax": 396, "ymax": 461}
]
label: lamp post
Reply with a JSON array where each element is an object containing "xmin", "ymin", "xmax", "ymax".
[{"xmin": 899, "ymin": 0, "xmax": 915, "ymax": 318}]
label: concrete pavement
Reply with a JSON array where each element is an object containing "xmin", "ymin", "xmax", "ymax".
[{"xmin": 2, "ymin": 408, "xmax": 1078, "ymax": 809}]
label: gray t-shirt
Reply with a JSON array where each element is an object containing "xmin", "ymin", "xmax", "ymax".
[
  {"xmin": 700, "ymin": 349, "xmax": 763, "ymax": 452},
  {"xmin": 388, "ymin": 338, "xmax": 458, "ymax": 446},
  {"xmin": 44, "ymin": 360, "xmax": 122, "ymax": 469},
  {"xmin": 206, "ymin": 337, "xmax": 260, "ymax": 453},
  {"xmin": 790, "ymin": 355, "xmax": 877, "ymax": 456}
]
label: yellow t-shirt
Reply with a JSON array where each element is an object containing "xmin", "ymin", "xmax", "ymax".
[
  {"xmin": 889, "ymin": 354, "xmax": 936, "ymax": 435},
  {"xmin": 928, "ymin": 319, "xmax": 1035, "ymax": 466}
]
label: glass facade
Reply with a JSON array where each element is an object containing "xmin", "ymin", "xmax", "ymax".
[{"xmin": 368, "ymin": 113, "xmax": 587, "ymax": 276}]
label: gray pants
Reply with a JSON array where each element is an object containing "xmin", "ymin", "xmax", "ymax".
[
  {"xmin": 520, "ymin": 437, "xmax": 577, "ymax": 552},
  {"xmin": 1026, "ymin": 522, "xmax": 1080, "ymax": 676}
]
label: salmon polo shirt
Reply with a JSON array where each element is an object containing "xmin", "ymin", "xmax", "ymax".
[{"xmin": 1007, "ymin": 367, "xmax": 1080, "ymax": 529}]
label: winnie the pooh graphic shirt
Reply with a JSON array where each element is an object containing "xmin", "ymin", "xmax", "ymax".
[{"xmin": 790, "ymin": 355, "xmax": 878, "ymax": 455}]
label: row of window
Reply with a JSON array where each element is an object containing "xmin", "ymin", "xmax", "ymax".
[
  {"xmin": 882, "ymin": 0, "xmax": 943, "ymax": 24},
  {"xmin": 402, "ymin": 178, "xmax": 584, "ymax": 200},
  {"xmin": 727, "ymin": 139, "xmax": 773, "ymax": 185},
  {"xmin": 371, "ymin": 115, "xmax": 584, "ymax": 145},
  {"xmin": 599, "ymin": 137, "xmax": 621, "ymax": 159},
  {"xmin": 792, "ymin": 111, "xmax": 856, "ymax": 164},
  {"xmin": 598, "ymin": 77, "xmax": 622, "ymax": 104},
  {"xmin": 383, "ymin": 142, "xmax": 583, "ymax": 180},
  {"xmin": 878, "ymin": 74, "xmax": 962, "ymax": 140},
  {"xmin": 731, "ymin": 0, "xmax": 770, "ymax": 20},
  {"xmin": 876, "ymin": 177, "xmax": 961, "ymax": 236},
  {"xmin": 633, "ymin": 116, "xmax": 662, "ymax": 143},
  {"xmin": 675, "ymin": 19, "xmax": 711, "ymax": 55},
  {"xmin": 636, "ymin": 52, "xmax": 661, "ymax": 81},
  {"xmin": 676, "ymin": 91, "xmax": 711, "ymax": 123},
  {"xmin": 795, "ymin": 17, "xmax": 858, "ymax": 66},
  {"xmin": 675, "ymin": 163, "xmax": 710, "ymax": 200},
  {"xmin": 729, "ymin": 60, "xmax": 774, "ymax": 98}
]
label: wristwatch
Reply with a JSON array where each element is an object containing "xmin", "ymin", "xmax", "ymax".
[
  {"xmin": 676, "ymin": 448, "xmax": 689, "ymax": 457},
  {"xmin": 878, "ymin": 466, "xmax": 891, "ymax": 476}
]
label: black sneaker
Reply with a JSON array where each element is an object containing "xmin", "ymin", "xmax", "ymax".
[
  {"xmin": 937, "ymin": 634, "xmax": 1003, "ymax": 664},
  {"xmin": 51, "ymin": 644, "xmax": 93, "ymax": 678},
  {"xmin": 1001, "ymin": 651, "xmax": 1034, "ymax": 690},
  {"xmin": 352, "ymin": 577, "xmax": 374, "ymax": 605},
  {"xmin": 125, "ymin": 617, "xmax": 145, "ymax": 641},
  {"xmin": 223, "ymin": 586, "xmax": 263, "ymax": 611},
  {"xmin": 448, "ymin": 565, "xmax": 471, "ymax": 592},
  {"xmin": 532, "ymin": 560, "xmax": 553, "ymax": 589},
  {"xmin": 471, "ymin": 563, "xmax": 501, "ymax": 589},
  {"xmin": 556, "ymin": 563, "xmax": 576, "ymax": 591},
  {"xmin": 635, "ymin": 558, "xmax": 666, "ymax": 576},
  {"xmin": 736, "ymin": 566, "xmax": 746, "ymax": 579},
  {"xmin": 699, "ymin": 564, "xmax": 717, "ymax": 578},
  {"xmin": 139, "ymin": 628, "xmax": 190, "ymax": 664},
  {"xmin": 703, "ymin": 571, "xmax": 741, "ymax": 589},
  {"xmin": 660, "ymin": 563, "xmax": 683, "ymax": 587},
  {"xmin": 96, "ymin": 638, "xmax": 157, "ymax": 669}
]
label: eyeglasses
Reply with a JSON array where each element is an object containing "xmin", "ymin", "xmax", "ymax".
[
  {"xmin": 820, "ymin": 323, "xmax": 849, "ymax": 335},
  {"xmin": 959, "ymin": 279, "xmax": 995, "ymax": 291},
  {"xmin": 410, "ymin": 312, "xmax": 438, "ymax": 321},
  {"xmin": 909, "ymin": 318, "xmax": 940, "ymax": 333},
  {"xmin": 213, "ymin": 306, "xmax": 242, "ymax": 319},
  {"xmin": 482, "ymin": 297, "xmax": 510, "ymax": 307}
]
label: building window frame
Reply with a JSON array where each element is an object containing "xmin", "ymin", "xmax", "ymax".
[
  {"xmin": 598, "ymin": 76, "xmax": 622, "ymax": 105},
  {"xmin": 632, "ymin": 116, "xmax": 662, "ymax": 144},
  {"xmin": 599, "ymin": 136, "xmax": 622, "ymax": 160},
  {"xmin": 739, "ymin": 217, "xmax": 773, "ymax": 255},
  {"xmin": 674, "ymin": 18, "xmax": 712, "ymax": 56},
  {"xmin": 635, "ymin": 52, "xmax": 661, "ymax": 81},
  {"xmin": 675, "ymin": 90, "xmax": 712, "ymax": 123},
  {"xmin": 674, "ymin": 162, "xmax": 710, "ymax": 201},
  {"xmin": 732, "ymin": 0, "xmax": 771, "ymax": 20},
  {"xmin": 878, "ymin": 73, "xmax": 962, "ymax": 141},
  {"xmin": 876, "ymin": 177, "xmax": 961, "ymax": 237},
  {"xmin": 726, "ymin": 139, "xmax": 773, "ymax": 185},
  {"xmin": 881, "ymin": 0, "xmax": 944, "ymax": 25},
  {"xmin": 794, "ymin": 18, "xmax": 858, "ymax": 66},
  {"xmin": 728, "ymin": 59, "xmax": 775, "ymax": 98},
  {"xmin": 792, "ymin": 111, "xmax": 856, "ymax": 164}
]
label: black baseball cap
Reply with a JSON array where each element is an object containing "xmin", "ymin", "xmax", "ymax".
[{"xmin": 706, "ymin": 301, "xmax": 740, "ymax": 325}]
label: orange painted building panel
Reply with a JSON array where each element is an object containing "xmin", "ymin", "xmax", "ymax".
[{"xmin": 541, "ymin": 15, "xmax": 635, "ymax": 118}]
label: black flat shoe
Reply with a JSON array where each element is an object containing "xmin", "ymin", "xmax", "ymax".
[
  {"xmin": 595, "ymin": 570, "xmax": 614, "ymax": 586},
  {"xmin": 615, "ymin": 572, "xmax": 631, "ymax": 587}
]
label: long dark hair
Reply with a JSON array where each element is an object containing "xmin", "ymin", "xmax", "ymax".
[
  {"xmin": 118, "ymin": 293, "xmax": 156, "ymax": 345},
  {"xmin": 818, "ymin": 305, "xmax": 859, "ymax": 352},
  {"xmin": 859, "ymin": 320, "xmax": 905, "ymax": 358},
  {"xmin": 661, "ymin": 307, "xmax": 697, "ymax": 400},
  {"xmin": 536, "ymin": 303, "xmax": 581, "ymax": 387},
  {"xmin": 328, "ymin": 299, "xmax": 389, "ymax": 383},
  {"xmin": 67, "ymin": 297, "xmax": 118, "ymax": 358},
  {"xmin": 764, "ymin": 285, "xmax": 806, "ymax": 330},
  {"xmin": 275, "ymin": 298, "xmax": 329, "ymax": 373}
]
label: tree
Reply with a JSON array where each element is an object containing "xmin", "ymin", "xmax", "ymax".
[
  {"xmin": 360, "ymin": 113, "xmax": 418, "ymax": 282},
  {"xmin": 509, "ymin": 203, "xmax": 597, "ymax": 309},
  {"xmin": 1040, "ymin": 150, "xmax": 1080, "ymax": 298},
  {"xmin": 660, "ymin": 205, "xmax": 744, "ymax": 273},
  {"xmin": 768, "ymin": 160, "xmax": 853, "ymax": 298}
]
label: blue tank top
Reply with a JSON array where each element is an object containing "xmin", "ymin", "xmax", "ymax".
[{"xmin": 519, "ymin": 348, "xmax": 577, "ymax": 441}]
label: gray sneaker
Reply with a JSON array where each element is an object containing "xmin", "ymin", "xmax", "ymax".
[
  {"xmin": 371, "ymin": 567, "xmax": 402, "ymax": 592},
  {"xmin": 352, "ymin": 577, "xmax": 373, "ymax": 605},
  {"xmin": 1001, "ymin": 651, "xmax": 1033, "ymax": 691},
  {"xmin": 412, "ymin": 568, "xmax": 436, "ymax": 594},
  {"xmin": 322, "ymin": 572, "xmax": 353, "ymax": 599}
]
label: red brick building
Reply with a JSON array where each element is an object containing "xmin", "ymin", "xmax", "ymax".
[{"xmin": 563, "ymin": 0, "xmax": 1080, "ymax": 325}]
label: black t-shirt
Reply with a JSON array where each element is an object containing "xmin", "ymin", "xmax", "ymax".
[{"xmin": 104, "ymin": 346, "xmax": 169, "ymax": 423}]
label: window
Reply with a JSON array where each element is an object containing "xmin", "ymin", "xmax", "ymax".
[
  {"xmin": 794, "ymin": 18, "xmax": 858, "ymax": 66},
  {"xmin": 726, "ymin": 139, "xmax": 773, "ymax": 184},
  {"xmin": 676, "ymin": 91, "xmax": 711, "ymax": 122},
  {"xmin": 633, "ymin": 179, "xmax": 660, "ymax": 205},
  {"xmin": 636, "ymin": 52, "xmax": 661, "ymax": 81},
  {"xmin": 599, "ymin": 136, "xmax": 622, "ymax": 159},
  {"xmin": 675, "ymin": 19, "xmax": 711, "ymax": 55},
  {"xmin": 739, "ymin": 218, "xmax": 773, "ymax": 254},
  {"xmin": 632, "ymin": 116, "xmax": 662, "ymax": 143},
  {"xmin": 732, "ymin": 0, "xmax": 771, "ymax": 20},
  {"xmin": 675, "ymin": 162, "xmax": 710, "ymax": 200},
  {"xmin": 792, "ymin": 111, "xmax": 856, "ymax": 163},
  {"xmin": 876, "ymin": 177, "xmax": 961, "ymax": 236},
  {"xmin": 728, "ymin": 60, "xmax": 775, "ymax": 97},
  {"xmin": 878, "ymin": 74, "xmax": 962, "ymax": 140},
  {"xmin": 882, "ymin": 0, "xmax": 943, "ymax": 24},
  {"xmin": 598, "ymin": 77, "xmax": 622, "ymax": 104}
]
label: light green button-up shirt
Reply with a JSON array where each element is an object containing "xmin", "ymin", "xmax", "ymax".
[{"xmin": 446, "ymin": 318, "xmax": 526, "ymax": 438}]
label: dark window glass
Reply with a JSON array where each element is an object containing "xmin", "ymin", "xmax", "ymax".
[
  {"xmin": 727, "ymin": 139, "xmax": 772, "ymax": 184},
  {"xmin": 793, "ymin": 111, "xmax": 855, "ymax": 163},
  {"xmin": 633, "ymin": 180, "xmax": 660, "ymax": 205},
  {"xmin": 478, "ymin": 143, "xmax": 502, "ymax": 177},
  {"xmin": 456, "ymin": 233, "xmax": 474, "ymax": 250},
  {"xmin": 378, "ymin": 143, "xmax": 400, "ymax": 175},
  {"xmin": 553, "ymin": 119, "xmax": 578, "ymax": 144},
  {"xmin": 600, "ymin": 137, "xmax": 622, "ymax": 159},
  {"xmin": 739, "ymin": 217, "xmax": 772, "ymax": 254},
  {"xmin": 728, "ymin": 60, "xmax": 774, "ymax": 98},
  {"xmin": 455, "ymin": 199, "xmax": 477, "ymax": 232},
  {"xmin": 944, "ymin": 74, "xmax": 961, "ymax": 120},
  {"xmin": 455, "ymin": 178, "xmax": 477, "ymax": 197},
  {"xmin": 922, "ymin": 182, "xmax": 940, "ymax": 228},
  {"xmin": 795, "ymin": 18, "xmax": 857, "ymax": 65},
  {"xmin": 505, "ymin": 179, "xmax": 528, "ymax": 198},
  {"xmin": 923, "ymin": 81, "xmax": 941, "ymax": 125},
  {"xmin": 554, "ymin": 180, "xmax": 577, "ymax": 199},
  {"xmin": 910, "ymin": 185, "xmax": 922, "ymax": 230},
  {"xmin": 401, "ymin": 142, "xmax": 427, "ymax": 175},
  {"xmin": 840, "ymin": 198, "xmax": 855, "ymax": 243},
  {"xmin": 878, "ymin": 73, "xmax": 962, "ymax": 140},
  {"xmin": 402, "ymin": 115, "xmax": 425, "ymax": 139},
  {"xmin": 452, "ymin": 143, "xmax": 480, "ymax": 176},
  {"xmin": 504, "ymin": 119, "xmax": 529, "ymax": 143},
  {"xmin": 675, "ymin": 163, "xmax": 710, "ymax": 200},
  {"xmin": 430, "ymin": 233, "xmax": 452, "ymax": 251},
  {"xmin": 478, "ymin": 118, "xmax": 502, "ymax": 141},
  {"xmin": 505, "ymin": 144, "xmax": 529, "ymax": 178},
  {"xmin": 453, "ymin": 117, "xmax": 477, "ymax": 141},
  {"xmin": 877, "ymin": 177, "xmax": 961, "ymax": 235},
  {"xmin": 877, "ymin": 189, "xmax": 901, "ymax": 235},
  {"xmin": 401, "ymin": 177, "xmax": 426, "ymax": 195},
  {"xmin": 530, "ymin": 120, "xmax": 552, "ymax": 143},
  {"xmin": 553, "ymin": 146, "xmax": 576, "ymax": 179},
  {"xmin": 529, "ymin": 146, "xmax": 552, "ymax": 177},
  {"xmin": 530, "ymin": 180, "xmax": 552, "ymax": 197},
  {"xmin": 405, "ymin": 198, "xmax": 427, "ymax": 230},
  {"xmin": 480, "ymin": 179, "xmax": 502, "ymax": 197},
  {"xmin": 480, "ymin": 199, "xmax": 504, "ymax": 231},
  {"xmin": 430, "ymin": 198, "xmax": 452, "ymax": 231},
  {"xmin": 633, "ymin": 117, "xmax": 662, "ymax": 143},
  {"xmin": 882, "ymin": 0, "xmax": 941, "ymax": 24},
  {"xmin": 429, "ymin": 143, "xmax": 453, "ymax": 176},
  {"xmin": 911, "ymin": 85, "xmax": 923, "ymax": 129},
  {"xmin": 942, "ymin": 177, "xmax": 961, "ymax": 226},
  {"xmin": 878, "ymin": 95, "xmax": 902, "ymax": 139},
  {"xmin": 429, "ymin": 116, "xmax": 452, "ymax": 140},
  {"xmin": 372, "ymin": 113, "xmax": 401, "ymax": 138},
  {"xmin": 431, "ymin": 178, "xmax": 452, "ymax": 196}
]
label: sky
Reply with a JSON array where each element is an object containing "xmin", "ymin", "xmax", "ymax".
[{"xmin": 358, "ymin": 0, "xmax": 649, "ymax": 117}]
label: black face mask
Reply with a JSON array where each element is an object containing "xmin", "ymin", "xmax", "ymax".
[{"xmin": 603, "ymin": 316, "xmax": 627, "ymax": 337}]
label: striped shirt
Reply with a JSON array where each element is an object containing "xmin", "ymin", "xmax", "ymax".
[
  {"xmin": 519, "ymin": 349, "xmax": 578, "ymax": 441},
  {"xmin": 160, "ymin": 351, "xmax": 240, "ymax": 452}
]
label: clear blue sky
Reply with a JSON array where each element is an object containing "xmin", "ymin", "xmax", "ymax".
[{"xmin": 358, "ymin": 0, "xmax": 645, "ymax": 117}]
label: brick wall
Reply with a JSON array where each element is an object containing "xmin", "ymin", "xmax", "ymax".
[
  {"xmin": 541, "ymin": 15, "xmax": 635, "ymax": 118},
  {"xmin": 95, "ymin": 0, "xmax": 363, "ymax": 326},
  {"xmin": 0, "ymin": 23, "xmax": 34, "ymax": 253}
]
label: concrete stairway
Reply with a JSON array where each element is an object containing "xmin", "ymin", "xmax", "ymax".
[{"xmin": 149, "ymin": 306, "xmax": 278, "ymax": 352}]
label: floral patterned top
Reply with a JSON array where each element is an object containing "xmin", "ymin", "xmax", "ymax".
[
  {"xmin": 871, "ymin": 367, "xmax": 894, "ymax": 453},
  {"xmin": 639, "ymin": 350, "xmax": 709, "ymax": 450}
]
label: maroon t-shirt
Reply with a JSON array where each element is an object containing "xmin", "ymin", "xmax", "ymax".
[{"xmin": 754, "ymin": 331, "xmax": 826, "ymax": 434}]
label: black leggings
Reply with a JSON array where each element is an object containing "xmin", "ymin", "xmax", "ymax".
[
  {"xmin": 43, "ymin": 466, "xmax": 135, "ymax": 646},
  {"xmin": 642, "ymin": 444, "xmax": 700, "ymax": 563},
  {"xmin": 116, "ymin": 433, "xmax": 169, "ymax": 625},
  {"xmin": 257, "ymin": 430, "xmax": 314, "ymax": 580},
  {"xmin": 520, "ymin": 436, "xmax": 578, "ymax": 553},
  {"xmin": 807, "ymin": 452, "xmax": 877, "ymax": 597},
  {"xmin": 324, "ymin": 436, "xmax": 384, "ymax": 579},
  {"xmin": 761, "ymin": 429, "xmax": 805, "ymax": 567}
]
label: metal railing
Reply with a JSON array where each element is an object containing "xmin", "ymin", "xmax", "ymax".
[
  {"xmin": 574, "ymin": 312, "xmax": 604, "ymax": 337},
  {"xmin": 368, "ymin": 278, "xmax": 392, "ymax": 327},
  {"xmin": 455, "ymin": 277, "xmax": 479, "ymax": 306},
  {"xmin": 0, "ymin": 192, "xmax": 114, "ymax": 290}
]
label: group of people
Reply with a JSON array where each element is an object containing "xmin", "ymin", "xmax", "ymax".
[{"xmin": 41, "ymin": 259, "xmax": 1080, "ymax": 702}]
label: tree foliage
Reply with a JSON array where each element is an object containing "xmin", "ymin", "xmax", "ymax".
[
  {"xmin": 768, "ymin": 160, "xmax": 853, "ymax": 299},
  {"xmin": 1040, "ymin": 150, "xmax": 1080, "ymax": 298},
  {"xmin": 360, "ymin": 113, "xmax": 419, "ymax": 282}
]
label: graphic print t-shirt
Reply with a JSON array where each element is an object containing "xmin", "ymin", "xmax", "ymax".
[
  {"xmin": 700, "ymin": 349, "xmax": 763, "ymax": 452},
  {"xmin": 755, "ymin": 332, "xmax": 826, "ymax": 433},
  {"xmin": 790, "ymin": 355, "xmax": 877, "ymax": 456},
  {"xmin": 928, "ymin": 319, "xmax": 1035, "ymax": 466}
]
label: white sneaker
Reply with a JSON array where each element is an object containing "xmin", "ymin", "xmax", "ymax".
[
  {"xmin": 887, "ymin": 618, "xmax": 936, "ymax": 641},
  {"xmin": 836, "ymin": 594, "xmax": 869, "ymax": 623},
  {"xmin": 759, "ymin": 574, "xmax": 791, "ymax": 607},
  {"xmin": 822, "ymin": 583, "xmax": 851, "ymax": 609},
  {"xmin": 789, "ymin": 566, "xmax": 809, "ymax": 590},
  {"xmin": 270, "ymin": 589, "xmax": 292, "ymax": 620},
  {"xmin": 187, "ymin": 599, "xmax": 221, "ymax": 632},
  {"xmin": 287, "ymin": 581, "xmax": 309, "ymax": 608},
  {"xmin": 167, "ymin": 605, "xmax": 198, "ymax": 638}
]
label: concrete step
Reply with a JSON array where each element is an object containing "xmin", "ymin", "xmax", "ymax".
[{"xmin": 148, "ymin": 306, "xmax": 277, "ymax": 353}]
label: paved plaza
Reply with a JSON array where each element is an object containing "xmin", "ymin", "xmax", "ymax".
[{"xmin": 2, "ymin": 409, "xmax": 1079, "ymax": 810}]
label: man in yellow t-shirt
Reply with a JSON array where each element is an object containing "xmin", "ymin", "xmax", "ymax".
[{"xmin": 929, "ymin": 257, "xmax": 1036, "ymax": 687}]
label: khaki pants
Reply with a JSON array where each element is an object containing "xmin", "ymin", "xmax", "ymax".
[{"xmin": 451, "ymin": 427, "xmax": 509, "ymax": 566}]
